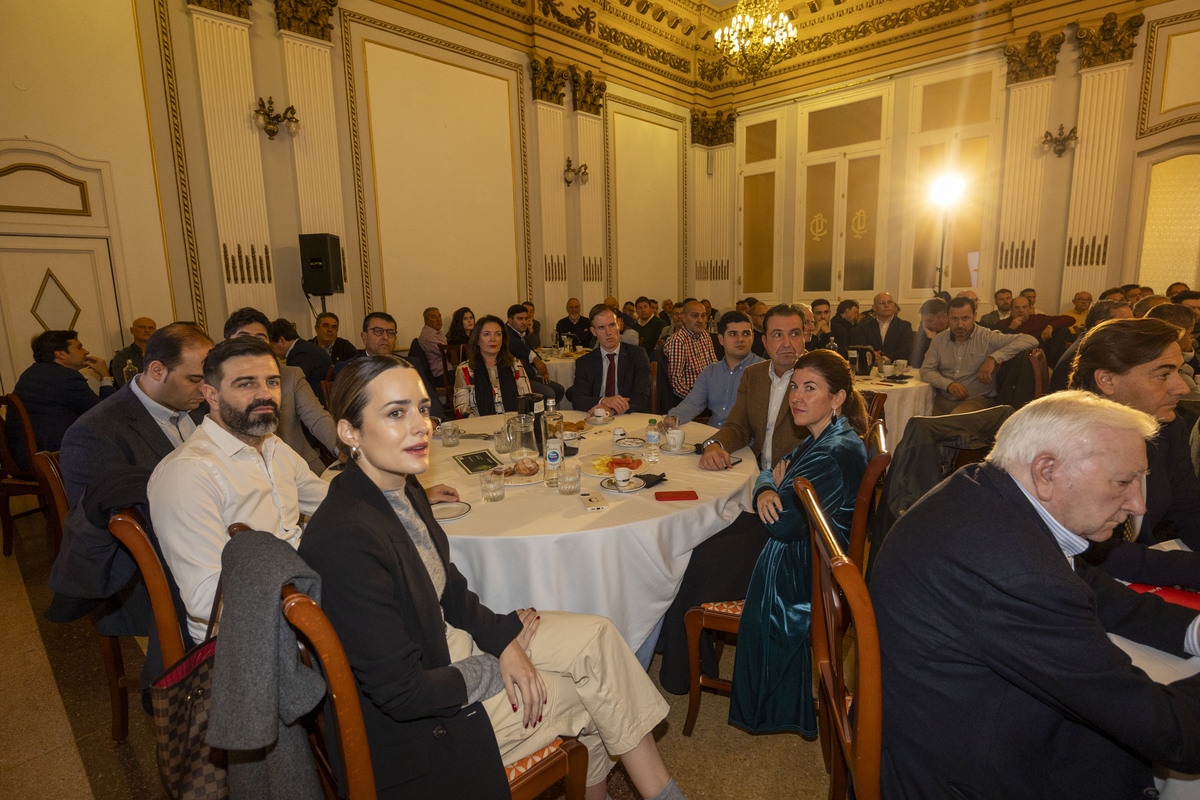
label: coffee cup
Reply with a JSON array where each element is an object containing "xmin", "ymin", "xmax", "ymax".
[
  {"xmin": 893, "ymin": 359, "xmax": 908, "ymax": 377},
  {"xmin": 881, "ymin": 364, "xmax": 895, "ymax": 377},
  {"xmin": 590, "ymin": 408, "xmax": 611, "ymax": 423},
  {"xmin": 614, "ymin": 467, "xmax": 633, "ymax": 487},
  {"xmin": 665, "ymin": 429, "xmax": 685, "ymax": 452}
]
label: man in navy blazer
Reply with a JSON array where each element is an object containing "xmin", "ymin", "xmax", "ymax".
[
  {"xmin": 571, "ymin": 304, "xmax": 651, "ymax": 415},
  {"xmin": 872, "ymin": 392, "xmax": 1200, "ymax": 798},
  {"xmin": 269, "ymin": 317, "xmax": 332, "ymax": 397},
  {"xmin": 8, "ymin": 330, "xmax": 117, "ymax": 466},
  {"xmin": 854, "ymin": 292, "xmax": 912, "ymax": 362}
]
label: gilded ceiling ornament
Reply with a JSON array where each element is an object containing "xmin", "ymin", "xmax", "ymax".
[
  {"xmin": 1003, "ymin": 30, "xmax": 1065, "ymax": 84},
  {"xmin": 697, "ymin": 57, "xmax": 729, "ymax": 84},
  {"xmin": 537, "ymin": 0, "xmax": 597, "ymax": 34},
  {"xmin": 186, "ymin": 0, "xmax": 251, "ymax": 19},
  {"xmin": 691, "ymin": 109, "xmax": 736, "ymax": 146},
  {"xmin": 531, "ymin": 56, "xmax": 569, "ymax": 104},
  {"xmin": 598, "ymin": 24, "xmax": 691, "ymax": 73},
  {"xmin": 1076, "ymin": 12, "xmax": 1145, "ymax": 69},
  {"xmin": 569, "ymin": 64, "xmax": 606, "ymax": 115},
  {"xmin": 274, "ymin": 0, "xmax": 337, "ymax": 41}
]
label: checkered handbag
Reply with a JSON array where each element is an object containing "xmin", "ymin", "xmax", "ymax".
[{"xmin": 150, "ymin": 585, "xmax": 227, "ymax": 799}]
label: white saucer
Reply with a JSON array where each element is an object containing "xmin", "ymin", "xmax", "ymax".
[
  {"xmin": 432, "ymin": 501, "xmax": 471, "ymax": 521},
  {"xmin": 615, "ymin": 437, "xmax": 646, "ymax": 449},
  {"xmin": 660, "ymin": 445, "xmax": 694, "ymax": 456},
  {"xmin": 600, "ymin": 476, "xmax": 646, "ymax": 493}
]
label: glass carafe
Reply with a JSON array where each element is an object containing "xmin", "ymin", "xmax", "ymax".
[{"xmin": 506, "ymin": 414, "xmax": 538, "ymax": 462}]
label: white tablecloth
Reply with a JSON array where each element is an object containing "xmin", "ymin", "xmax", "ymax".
[
  {"xmin": 542, "ymin": 352, "xmax": 583, "ymax": 409},
  {"xmin": 425, "ymin": 412, "xmax": 756, "ymax": 656},
  {"xmin": 854, "ymin": 374, "xmax": 934, "ymax": 447}
]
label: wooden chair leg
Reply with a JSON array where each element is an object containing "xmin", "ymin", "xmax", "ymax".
[
  {"xmin": 97, "ymin": 632, "xmax": 129, "ymax": 741},
  {"xmin": 682, "ymin": 607, "xmax": 704, "ymax": 736},
  {"xmin": 562, "ymin": 738, "xmax": 588, "ymax": 800},
  {"xmin": 2, "ymin": 496, "xmax": 13, "ymax": 556}
]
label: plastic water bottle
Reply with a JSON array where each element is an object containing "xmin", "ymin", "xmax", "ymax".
[
  {"xmin": 122, "ymin": 359, "xmax": 137, "ymax": 385},
  {"xmin": 543, "ymin": 399, "xmax": 563, "ymax": 486},
  {"xmin": 645, "ymin": 418, "xmax": 661, "ymax": 462}
]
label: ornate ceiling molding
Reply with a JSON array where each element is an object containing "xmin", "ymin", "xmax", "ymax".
[
  {"xmin": 186, "ymin": 0, "xmax": 251, "ymax": 19},
  {"xmin": 691, "ymin": 109, "xmax": 735, "ymax": 146},
  {"xmin": 598, "ymin": 23, "xmax": 691, "ymax": 74},
  {"xmin": 697, "ymin": 56, "xmax": 728, "ymax": 84},
  {"xmin": 1076, "ymin": 11, "xmax": 1145, "ymax": 70},
  {"xmin": 274, "ymin": 0, "xmax": 338, "ymax": 41},
  {"xmin": 569, "ymin": 64, "xmax": 607, "ymax": 115},
  {"xmin": 531, "ymin": 55, "xmax": 569, "ymax": 104},
  {"xmin": 1003, "ymin": 30, "xmax": 1064, "ymax": 85},
  {"xmin": 536, "ymin": 0, "xmax": 597, "ymax": 33}
]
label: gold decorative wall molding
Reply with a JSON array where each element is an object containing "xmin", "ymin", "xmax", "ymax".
[
  {"xmin": 274, "ymin": 0, "xmax": 338, "ymax": 41},
  {"xmin": 697, "ymin": 57, "xmax": 728, "ymax": 85},
  {"xmin": 186, "ymin": 0, "xmax": 251, "ymax": 19},
  {"xmin": 0, "ymin": 164, "xmax": 90, "ymax": 215},
  {"xmin": 1076, "ymin": 12, "xmax": 1145, "ymax": 70},
  {"xmin": 155, "ymin": 0, "xmax": 206, "ymax": 331},
  {"xmin": 531, "ymin": 55, "xmax": 569, "ymax": 105},
  {"xmin": 570, "ymin": 64, "xmax": 606, "ymax": 115},
  {"xmin": 1137, "ymin": 9, "xmax": 1200, "ymax": 138},
  {"xmin": 31, "ymin": 269, "xmax": 82, "ymax": 331},
  {"xmin": 536, "ymin": 0, "xmax": 597, "ymax": 33},
  {"xmin": 691, "ymin": 110, "xmax": 735, "ymax": 147},
  {"xmin": 222, "ymin": 242, "xmax": 273, "ymax": 284},
  {"xmin": 1003, "ymin": 30, "xmax": 1064, "ymax": 85},
  {"xmin": 598, "ymin": 24, "xmax": 691, "ymax": 74}
]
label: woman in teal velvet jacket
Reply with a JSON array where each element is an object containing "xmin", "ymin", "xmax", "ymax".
[{"xmin": 729, "ymin": 349, "xmax": 868, "ymax": 735}]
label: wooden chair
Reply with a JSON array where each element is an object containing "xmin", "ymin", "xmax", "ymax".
[
  {"xmin": 1028, "ymin": 347, "xmax": 1049, "ymax": 401},
  {"xmin": 866, "ymin": 392, "xmax": 887, "ymax": 431},
  {"xmin": 796, "ymin": 477, "xmax": 882, "ymax": 800},
  {"xmin": 280, "ymin": 582, "xmax": 587, "ymax": 800},
  {"xmin": 35, "ymin": 451, "xmax": 139, "ymax": 740},
  {"xmin": 438, "ymin": 343, "xmax": 465, "ymax": 405},
  {"xmin": 1, "ymin": 393, "xmax": 47, "ymax": 556},
  {"xmin": 681, "ymin": 427, "xmax": 890, "ymax": 736},
  {"xmin": 320, "ymin": 380, "xmax": 334, "ymax": 410},
  {"xmin": 107, "ymin": 510, "xmax": 187, "ymax": 669}
]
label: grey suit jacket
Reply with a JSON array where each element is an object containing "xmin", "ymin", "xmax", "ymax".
[
  {"xmin": 277, "ymin": 365, "xmax": 338, "ymax": 474},
  {"xmin": 712, "ymin": 361, "xmax": 804, "ymax": 467}
]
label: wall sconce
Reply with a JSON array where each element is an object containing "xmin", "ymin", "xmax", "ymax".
[
  {"xmin": 564, "ymin": 157, "xmax": 589, "ymax": 186},
  {"xmin": 254, "ymin": 96, "xmax": 299, "ymax": 140},
  {"xmin": 1041, "ymin": 124, "xmax": 1078, "ymax": 157}
]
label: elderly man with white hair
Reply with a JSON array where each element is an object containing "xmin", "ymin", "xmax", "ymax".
[{"xmin": 872, "ymin": 391, "xmax": 1200, "ymax": 799}]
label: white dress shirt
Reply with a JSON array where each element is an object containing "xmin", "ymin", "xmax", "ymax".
[
  {"xmin": 760, "ymin": 366, "xmax": 794, "ymax": 469},
  {"xmin": 129, "ymin": 374, "xmax": 197, "ymax": 445},
  {"xmin": 148, "ymin": 415, "xmax": 328, "ymax": 640}
]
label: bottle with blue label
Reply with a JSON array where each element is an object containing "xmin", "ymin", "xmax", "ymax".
[
  {"xmin": 543, "ymin": 398, "xmax": 564, "ymax": 486},
  {"xmin": 645, "ymin": 418, "xmax": 661, "ymax": 462}
]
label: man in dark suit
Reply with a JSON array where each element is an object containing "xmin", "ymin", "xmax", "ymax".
[
  {"xmin": 309, "ymin": 311, "xmax": 357, "ymax": 363},
  {"xmin": 872, "ymin": 391, "xmax": 1200, "ymax": 798},
  {"xmin": 9, "ymin": 330, "xmax": 117, "ymax": 464},
  {"xmin": 270, "ymin": 317, "xmax": 332, "ymax": 397},
  {"xmin": 555, "ymin": 297, "xmax": 594, "ymax": 349},
  {"xmin": 855, "ymin": 291, "xmax": 912, "ymax": 362},
  {"xmin": 506, "ymin": 303, "xmax": 564, "ymax": 404},
  {"xmin": 829, "ymin": 299, "xmax": 859, "ymax": 358},
  {"xmin": 571, "ymin": 304, "xmax": 651, "ymax": 415}
]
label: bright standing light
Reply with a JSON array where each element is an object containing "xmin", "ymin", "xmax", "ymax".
[{"xmin": 930, "ymin": 174, "xmax": 966, "ymax": 208}]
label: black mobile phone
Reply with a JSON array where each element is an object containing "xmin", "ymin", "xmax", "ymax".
[{"xmin": 729, "ymin": 456, "xmax": 742, "ymax": 466}]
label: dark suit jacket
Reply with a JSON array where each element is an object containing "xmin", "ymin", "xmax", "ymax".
[
  {"xmin": 571, "ymin": 343, "xmax": 651, "ymax": 414},
  {"xmin": 712, "ymin": 361, "xmax": 804, "ymax": 466},
  {"xmin": 829, "ymin": 315, "xmax": 856, "ymax": 358},
  {"xmin": 309, "ymin": 335, "xmax": 358, "ymax": 364},
  {"xmin": 286, "ymin": 338, "xmax": 333, "ymax": 397},
  {"xmin": 555, "ymin": 315, "xmax": 594, "ymax": 349},
  {"xmin": 854, "ymin": 316, "xmax": 913, "ymax": 362},
  {"xmin": 872, "ymin": 462, "xmax": 1200, "ymax": 799},
  {"xmin": 300, "ymin": 463, "xmax": 520, "ymax": 799},
  {"xmin": 9, "ymin": 361, "xmax": 116, "ymax": 464}
]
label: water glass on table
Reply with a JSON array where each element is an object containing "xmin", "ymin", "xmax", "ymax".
[
  {"xmin": 557, "ymin": 463, "xmax": 581, "ymax": 495},
  {"xmin": 439, "ymin": 422, "xmax": 462, "ymax": 447},
  {"xmin": 480, "ymin": 470, "xmax": 505, "ymax": 502}
]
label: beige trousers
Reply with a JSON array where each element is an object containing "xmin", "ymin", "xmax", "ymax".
[
  {"xmin": 446, "ymin": 611, "xmax": 669, "ymax": 786},
  {"xmin": 932, "ymin": 393, "xmax": 997, "ymax": 416}
]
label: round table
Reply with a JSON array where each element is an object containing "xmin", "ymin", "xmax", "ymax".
[
  {"xmin": 541, "ymin": 350, "xmax": 587, "ymax": 409},
  {"xmin": 424, "ymin": 411, "xmax": 757, "ymax": 662},
  {"xmin": 855, "ymin": 373, "xmax": 934, "ymax": 447}
]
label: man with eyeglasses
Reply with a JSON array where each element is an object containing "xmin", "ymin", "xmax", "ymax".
[{"xmin": 338, "ymin": 311, "xmax": 445, "ymax": 417}]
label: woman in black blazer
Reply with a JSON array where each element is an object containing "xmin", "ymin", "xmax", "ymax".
[{"xmin": 300, "ymin": 356, "xmax": 688, "ymax": 800}]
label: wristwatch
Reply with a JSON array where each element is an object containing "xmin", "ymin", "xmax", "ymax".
[{"xmin": 701, "ymin": 437, "xmax": 723, "ymax": 451}]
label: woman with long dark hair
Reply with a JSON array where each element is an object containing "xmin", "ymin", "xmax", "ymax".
[
  {"xmin": 729, "ymin": 348, "xmax": 868, "ymax": 735},
  {"xmin": 451, "ymin": 315, "xmax": 531, "ymax": 417},
  {"xmin": 446, "ymin": 307, "xmax": 475, "ymax": 347}
]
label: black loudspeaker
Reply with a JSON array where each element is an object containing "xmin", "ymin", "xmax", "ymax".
[{"xmin": 299, "ymin": 233, "xmax": 343, "ymax": 296}]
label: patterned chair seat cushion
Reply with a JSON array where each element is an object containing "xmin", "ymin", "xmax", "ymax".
[
  {"xmin": 699, "ymin": 599, "xmax": 744, "ymax": 616},
  {"xmin": 506, "ymin": 737, "xmax": 563, "ymax": 782}
]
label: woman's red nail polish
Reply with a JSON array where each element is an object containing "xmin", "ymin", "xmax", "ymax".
[{"xmin": 512, "ymin": 703, "xmax": 518, "ymax": 712}]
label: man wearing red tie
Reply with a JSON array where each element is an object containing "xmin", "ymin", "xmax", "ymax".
[{"xmin": 570, "ymin": 304, "xmax": 651, "ymax": 416}]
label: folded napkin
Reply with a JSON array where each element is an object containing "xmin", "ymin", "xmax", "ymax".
[{"xmin": 636, "ymin": 473, "xmax": 667, "ymax": 489}]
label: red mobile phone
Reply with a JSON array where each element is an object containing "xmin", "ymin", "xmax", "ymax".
[{"xmin": 655, "ymin": 490, "xmax": 698, "ymax": 501}]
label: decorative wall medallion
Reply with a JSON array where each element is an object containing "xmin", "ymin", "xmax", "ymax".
[
  {"xmin": 1003, "ymin": 30, "xmax": 1065, "ymax": 84},
  {"xmin": 810, "ymin": 213, "xmax": 828, "ymax": 242},
  {"xmin": 1077, "ymin": 12, "xmax": 1145, "ymax": 69},
  {"xmin": 850, "ymin": 209, "xmax": 868, "ymax": 239},
  {"xmin": 531, "ymin": 55, "xmax": 569, "ymax": 104},
  {"xmin": 274, "ymin": 0, "xmax": 338, "ymax": 41},
  {"xmin": 691, "ymin": 109, "xmax": 735, "ymax": 146},
  {"xmin": 569, "ymin": 64, "xmax": 607, "ymax": 115},
  {"xmin": 31, "ymin": 269, "xmax": 82, "ymax": 331},
  {"xmin": 597, "ymin": 25, "xmax": 691, "ymax": 73},
  {"xmin": 537, "ymin": 0, "xmax": 597, "ymax": 33},
  {"xmin": 186, "ymin": 0, "xmax": 251, "ymax": 19}
]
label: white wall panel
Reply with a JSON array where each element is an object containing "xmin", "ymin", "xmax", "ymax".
[
  {"xmin": 613, "ymin": 113, "xmax": 680, "ymax": 304},
  {"xmin": 576, "ymin": 113, "xmax": 605, "ymax": 308},
  {"xmin": 190, "ymin": 6, "xmax": 277, "ymax": 316},
  {"xmin": 536, "ymin": 101, "xmax": 568, "ymax": 318},
  {"xmin": 996, "ymin": 77, "xmax": 1051, "ymax": 299},
  {"xmin": 282, "ymin": 32, "xmax": 353, "ymax": 332}
]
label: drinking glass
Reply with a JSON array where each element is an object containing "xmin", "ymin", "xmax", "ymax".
[
  {"xmin": 557, "ymin": 463, "xmax": 581, "ymax": 495},
  {"xmin": 440, "ymin": 422, "xmax": 462, "ymax": 447},
  {"xmin": 480, "ymin": 470, "xmax": 505, "ymax": 502}
]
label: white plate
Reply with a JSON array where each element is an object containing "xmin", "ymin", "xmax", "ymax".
[
  {"xmin": 615, "ymin": 437, "xmax": 646, "ymax": 449},
  {"xmin": 503, "ymin": 469, "xmax": 543, "ymax": 486},
  {"xmin": 582, "ymin": 454, "xmax": 645, "ymax": 478},
  {"xmin": 563, "ymin": 430, "xmax": 580, "ymax": 441},
  {"xmin": 431, "ymin": 501, "xmax": 471, "ymax": 522},
  {"xmin": 660, "ymin": 444, "xmax": 696, "ymax": 456},
  {"xmin": 586, "ymin": 416, "xmax": 613, "ymax": 427},
  {"xmin": 600, "ymin": 476, "xmax": 646, "ymax": 493}
]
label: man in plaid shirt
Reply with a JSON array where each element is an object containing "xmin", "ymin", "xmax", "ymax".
[{"xmin": 663, "ymin": 300, "xmax": 718, "ymax": 398}]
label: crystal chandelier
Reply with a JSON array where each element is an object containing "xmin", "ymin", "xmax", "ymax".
[{"xmin": 713, "ymin": 0, "xmax": 797, "ymax": 83}]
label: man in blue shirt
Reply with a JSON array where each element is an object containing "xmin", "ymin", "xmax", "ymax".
[{"xmin": 667, "ymin": 311, "xmax": 762, "ymax": 427}]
